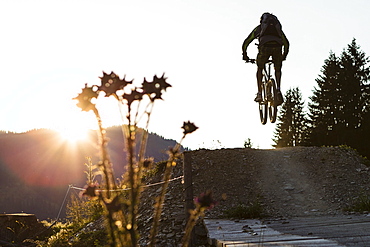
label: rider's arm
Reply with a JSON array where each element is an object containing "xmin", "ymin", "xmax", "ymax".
[
  {"xmin": 281, "ymin": 31, "xmax": 290, "ymax": 59},
  {"xmin": 242, "ymin": 26, "xmax": 259, "ymax": 54}
]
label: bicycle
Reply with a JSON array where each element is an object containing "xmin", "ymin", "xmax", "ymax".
[{"xmin": 246, "ymin": 58, "xmax": 278, "ymax": 125}]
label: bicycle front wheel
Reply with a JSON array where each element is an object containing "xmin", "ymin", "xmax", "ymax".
[
  {"xmin": 268, "ymin": 79, "xmax": 278, "ymax": 123},
  {"xmin": 259, "ymin": 83, "xmax": 268, "ymax": 125}
]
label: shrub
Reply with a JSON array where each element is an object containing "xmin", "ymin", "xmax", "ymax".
[
  {"xmin": 346, "ymin": 193, "xmax": 370, "ymax": 213},
  {"xmin": 223, "ymin": 201, "xmax": 264, "ymax": 219}
]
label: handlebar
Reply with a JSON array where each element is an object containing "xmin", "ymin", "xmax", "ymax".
[
  {"xmin": 245, "ymin": 58, "xmax": 256, "ymax": 64},
  {"xmin": 245, "ymin": 59, "xmax": 274, "ymax": 64}
]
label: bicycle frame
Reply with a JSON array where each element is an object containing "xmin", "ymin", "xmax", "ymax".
[
  {"xmin": 246, "ymin": 58, "xmax": 278, "ymax": 124},
  {"xmin": 263, "ymin": 60, "xmax": 274, "ymax": 85}
]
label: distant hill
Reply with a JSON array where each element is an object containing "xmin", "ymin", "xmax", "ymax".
[{"xmin": 0, "ymin": 127, "xmax": 182, "ymax": 220}]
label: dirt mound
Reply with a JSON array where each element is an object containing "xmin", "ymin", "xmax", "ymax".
[
  {"xmin": 138, "ymin": 146, "xmax": 370, "ymax": 246},
  {"xmin": 191, "ymin": 146, "xmax": 370, "ymax": 218}
]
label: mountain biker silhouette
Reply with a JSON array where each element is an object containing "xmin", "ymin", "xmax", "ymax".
[{"xmin": 242, "ymin": 13, "xmax": 289, "ymax": 105}]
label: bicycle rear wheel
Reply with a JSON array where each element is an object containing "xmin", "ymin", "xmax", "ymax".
[
  {"xmin": 259, "ymin": 83, "xmax": 268, "ymax": 125},
  {"xmin": 268, "ymin": 78, "xmax": 278, "ymax": 123}
]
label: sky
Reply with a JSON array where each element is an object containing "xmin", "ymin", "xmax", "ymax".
[{"xmin": 1, "ymin": 0, "xmax": 370, "ymax": 150}]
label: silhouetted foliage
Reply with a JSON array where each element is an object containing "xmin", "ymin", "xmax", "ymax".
[
  {"xmin": 73, "ymin": 71, "xmax": 198, "ymax": 247},
  {"xmin": 244, "ymin": 138, "xmax": 253, "ymax": 148},
  {"xmin": 306, "ymin": 39, "xmax": 370, "ymax": 156},
  {"xmin": 273, "ymin": 87, "xmax": 308, "ymax": 147}
]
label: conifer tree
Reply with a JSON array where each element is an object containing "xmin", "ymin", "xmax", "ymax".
[
  {"xmin": 273, "ymin": 87, "xmax": 307, "ymax": 147},
  {"xmin": 307, "ymin": 52, "xmax": 341, "ymax": 146},
  {"xmin": 307, "ymin": 39, "xmax": 370, "ymax": 155}
]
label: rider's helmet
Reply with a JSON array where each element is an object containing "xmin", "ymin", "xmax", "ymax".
[{"xmin": 260, "ymin": 12, "xmax": 273, "ymax": 23}]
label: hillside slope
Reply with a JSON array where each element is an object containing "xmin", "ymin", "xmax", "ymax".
[{"xmin": 0, "ymin": 127, "xmax": 180, "ymax": 220}]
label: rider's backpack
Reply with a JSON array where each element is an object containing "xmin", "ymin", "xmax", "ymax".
[{"xmin": 259, "ymin": 13, "xmax": 282, "ymax": 38}]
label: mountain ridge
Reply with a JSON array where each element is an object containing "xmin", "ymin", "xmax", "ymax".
[{"xmin": 0, "ymin": 126, "xmax": 182, "ymax": 219}]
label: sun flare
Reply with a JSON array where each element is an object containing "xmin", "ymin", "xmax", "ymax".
[{"xmin": 56, "ymin": 126, "xmax": 90, "ymax": 143}]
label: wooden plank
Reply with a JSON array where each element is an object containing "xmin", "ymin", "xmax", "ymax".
[
  {"xmin": 266, "ymin": 215, "xmax": 370, "ymax": 246},
  {"xmin": 205, "ymin": 219, "xmax": 345, "ymax": 246}
]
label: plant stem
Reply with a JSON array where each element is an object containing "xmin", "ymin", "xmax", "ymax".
[
  {"xmin": 148, "ymin": 139, "xmax": 184, "ymax": 247},
  {"xmin": 93, "ymin": 107, "xmax": 119, "ymax": 246},
  {"xmin": 126, "ymin": 105, "xmax": 139, "ymax": 246},
  {"xmin": 182, "ymin": 205, "xmax": 204, "ymax": 247},
  {"xmin": 93, "ymin": 107, "xmax": 116, "ymax": 197}
]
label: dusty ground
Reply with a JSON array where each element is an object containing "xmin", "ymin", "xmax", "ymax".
[
  {"xmin": 138, "ymin": 146, "xmax": 370, "ymax": 246},
  {"xmin": 192, "ymin": 146, "xmax": 370, "ymax": 218}
]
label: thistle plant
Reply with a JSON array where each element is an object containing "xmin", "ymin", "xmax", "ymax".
[
  {"xmin": 148, "ymin": 121, "xmax": 198, "ymax": 247},
  {"xmin": 181, "ymin": 190, "xmax": 217, "ymax": 247},
  {"xmin": 73, "ymin": 71, "xmax": 197, "ymax": 247}
]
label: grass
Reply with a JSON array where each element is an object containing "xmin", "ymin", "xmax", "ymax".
[
  {"xmin": 345, "ymin": 193, "xmax": 370, "ymax": 213},
  {"xmin": 338, "ymin": 145, "xmax": 370, "ymax": 166},
  {"xmin": 223, "ymin": 200, "xmax": 264, "ymax": 219}
]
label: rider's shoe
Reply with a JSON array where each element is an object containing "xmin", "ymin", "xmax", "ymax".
[
  {"xmin": 267, "ymin": 93, "xmax": 273, "ymax": 102},
  {"xmin": 254, "ymin": 92, "xmax": 262, "ymax": 102},
  {"xmin": 276, "ymin": 91, "xmax": 284, "ymax": 105}
]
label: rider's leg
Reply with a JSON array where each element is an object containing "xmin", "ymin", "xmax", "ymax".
[
  {"xmin": 272, "ymin": 46, "xmax": 283, "ymax": 92},
  {"xmin": 271, "ymin": 46, "xmax": 284, "ymax": 105},
  {"xmin": 254, "ymin": 66, "xmax": 263, "ymax": 102},
  {"xmin": 256, "ymin": 47, "xmax": 267, "ymax": 102},
  {"xmin": 256, "ymin": 66, "xmax": 263, "ymax": 93},
  {"xmin": 274, "ymin": 66, "xmax": 284, "ymax": 105},
  {"xmin": 275, "ymin": 68, "xmax": 281, "ymax": 91}
]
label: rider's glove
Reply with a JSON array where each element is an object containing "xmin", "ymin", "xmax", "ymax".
[{"xmin": 242, "ymin": 52, "xmax": 249, "ymax": 61}]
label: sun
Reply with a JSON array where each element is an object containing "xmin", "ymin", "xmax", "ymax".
[
  {"xmin": 50, "ymin": 102, "xmax": 97, "ymax": 144},
  {"xmin": 56, "ymin": 126, "xmax": 90, "ymax": 143}
]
